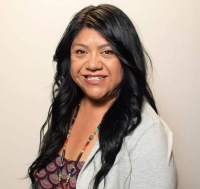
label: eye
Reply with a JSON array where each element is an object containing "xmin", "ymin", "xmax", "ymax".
[
  {"xmin": 102, "ymin": 50, "xmax": 115, "ymax": 55},
  {"xmin": 101, "ymin": 50, "xmax": 116, "ymax": 57},
  {"xmin": 75, "ymin": 49, "xmax": 86, "ymax": 54}
]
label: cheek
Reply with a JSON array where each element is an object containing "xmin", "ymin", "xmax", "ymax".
[
  {"xmin": 116, "ymin": 70, "xmax": 123, "ymax": 86},
  {"xmin": 70, "ymin": 57, "xmax": 79, "ymax": 75},
  {"xmin": 70, "ymin": 62, "xmax": 78, "ymax": 83},
  {"xmin": 70, "ymin": 64, "xmax": 75, "ymax": 78},
  {"xmin": 112, "ymin": 63, "xmax": 123, "ymax": 84},
  {"xmin": 70, "ymin": 55, "xmax": 85, "ymax": 74},
  {"xmin": 70, "ymin": 61, "xmax": 84, "ymax": 88}
]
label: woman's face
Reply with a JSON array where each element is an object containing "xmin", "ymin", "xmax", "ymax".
[{"xmin": 70, "ymin": 27, "xmax": 123, "ymax": 101}]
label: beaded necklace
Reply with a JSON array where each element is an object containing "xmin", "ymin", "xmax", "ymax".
[{"xmin": 58, "ymin": 107, "xmax": 100, "ymax": 189}]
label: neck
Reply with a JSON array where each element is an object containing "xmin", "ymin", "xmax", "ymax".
[{"xmin": 80, "ymin": 96, "xmax": 116, "ymax": 117}]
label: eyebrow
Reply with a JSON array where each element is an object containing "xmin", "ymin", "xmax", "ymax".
[{"xmin": 71, "ymin": 43, "xmax": 111, "ymax": 49}]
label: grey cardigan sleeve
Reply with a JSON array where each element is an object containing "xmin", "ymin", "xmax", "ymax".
[{"xmin": 129, "ymin": 121, "xmax": 178, "ymax": 189}]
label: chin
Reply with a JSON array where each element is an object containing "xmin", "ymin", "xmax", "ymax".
[
  {"xmin": 84, "ymin": 91, "xmax": 105, "ymax": 99},
  {"xmin": 85, "ymin": 91, "xmax": 115, "ymax": 103},
  {"xmin": 88, "ymin": 95, "xmax": 106, "ymax": 101}
]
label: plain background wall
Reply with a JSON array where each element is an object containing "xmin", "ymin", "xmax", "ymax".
[{"xmin": 0, "ymin": 0, "xmax": 199, "ymax": 188}]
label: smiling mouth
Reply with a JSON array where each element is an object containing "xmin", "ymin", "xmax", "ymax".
[{"xmin": 85, "ymin": 76, "xmax": 106, "ymax": 81}]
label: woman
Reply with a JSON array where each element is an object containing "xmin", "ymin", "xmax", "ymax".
[{"xmin": 28, "ymin": 4, "xmax": 178, "ymax": 189}]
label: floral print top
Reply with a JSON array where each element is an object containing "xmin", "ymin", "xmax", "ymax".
[{"xmin": 35, "ymin": 155, "xmax": 84, "ymax": 189}]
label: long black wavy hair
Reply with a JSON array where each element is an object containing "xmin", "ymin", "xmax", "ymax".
[{"xmin": 28, "ymin": 4, "xmax": 157, "ymax": 189}]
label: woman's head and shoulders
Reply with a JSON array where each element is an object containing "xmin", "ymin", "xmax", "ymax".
[
  {"xmin": 54, "ymin": 3, "xmax": 159, "ymax": 117},
  {"xmin": 67, "ymin": 4, "xmax": 172, "ymax": 149},
  {"xmin": 56, "ymin": 0, "xmax": 173, "ymax": 172},
  {"xmin": 29, "ymin": 4, "xmax": 174, "ymax": 188}
]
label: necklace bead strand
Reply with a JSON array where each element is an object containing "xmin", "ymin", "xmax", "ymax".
[
  {"xmin": 58, "ymin": 122, "xmax": 74, "ymax": 189},
  {"xmin": 58, "ymin": 122, "xmax": 100, "ymax": 189}
]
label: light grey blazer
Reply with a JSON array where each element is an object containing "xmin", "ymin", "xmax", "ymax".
[{"xmin": 76, "ymin": 102, "xmax": 178, "ymax": 189}]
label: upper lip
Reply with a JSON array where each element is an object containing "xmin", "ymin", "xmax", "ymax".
[{"xmin": 82, "ymin": 74, "xmax": 107, "ymax": 77}]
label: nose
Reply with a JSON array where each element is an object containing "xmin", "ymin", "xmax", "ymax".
[{"xmin": 85, "ymin": 53, "xmax": 103, "ymax": 71}]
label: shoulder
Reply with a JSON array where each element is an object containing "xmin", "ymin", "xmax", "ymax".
[{"xmin": 125, "ymin": 102, "xmax": 173, "ymax": 162}]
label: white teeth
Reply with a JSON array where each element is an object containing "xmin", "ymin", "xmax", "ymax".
[{"xmin": 86, "ymin": 76, "xmax": 104, "ymax": 80}]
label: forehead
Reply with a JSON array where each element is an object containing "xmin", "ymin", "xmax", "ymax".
[{"xmin": 72, "ymin": 27, "xmax": 109, "ymax": 46}]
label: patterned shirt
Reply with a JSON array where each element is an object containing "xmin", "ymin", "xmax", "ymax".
[{"xmin": 35, "ymin": 155, "xmax": 84, "ymax": 189}]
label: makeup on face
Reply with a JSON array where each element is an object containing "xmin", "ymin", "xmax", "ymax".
[{"xmin": 70, "ymin": 28, "xmax": 123, "ymax": 101}]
